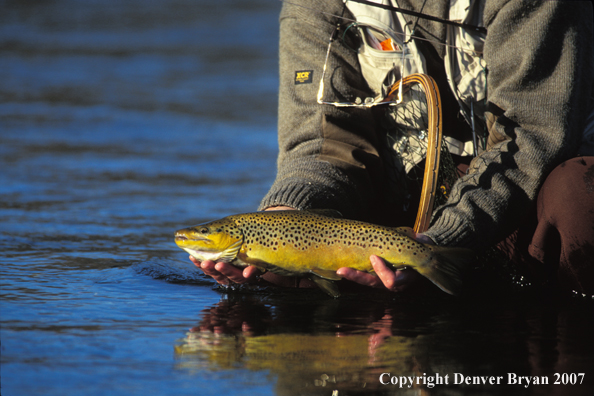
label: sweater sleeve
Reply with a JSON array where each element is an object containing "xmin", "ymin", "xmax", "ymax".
[
  {"xmin": 425, "ymin": 0, "xmax": 594, "ymax": 250},
  {"xmin": 258, "ymin": 0, "xmax": 396, "ymax": 223}
]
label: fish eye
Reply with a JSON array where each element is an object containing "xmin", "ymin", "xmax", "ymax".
[{"xmin": 198, "ymin": 227, "xmax": 209, "ymax": 234}]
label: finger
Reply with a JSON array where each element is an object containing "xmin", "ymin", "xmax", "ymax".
[
  {"xmin": 242, "ymin": 265, "xmax": 261, "ymax": 280},
  {"xmin": 189, "ymin": 255, "xmax": 201, "ymax": 267},
  {"xmin": 371, "ymin": 255, "xmax": 421, "ymax": 291},
  {"xmin": 190, "ymin": 257, "xmax": 222, "ymax": 279},
  {"xmin": 215, "ymin": 262, "xmax": 251, "ymax": 284},
  {"xmin": 336, "ymin": 267, "xmax": 384, "ymax": 288},
  {"xmin": 198, "ymin": 260, "xmax": 217, "ymax": 275},
  {"xmin": 370, "ymin": 255, "xmax": 399, "ymax": 290},
  {"xmin": 196, "ymin": 260, "xmax": 231, "ymax": 285}
]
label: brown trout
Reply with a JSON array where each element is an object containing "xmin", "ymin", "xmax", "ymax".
[{"xmin": 174, "ymin": 210, "xmax": 475, "ymax": 297}]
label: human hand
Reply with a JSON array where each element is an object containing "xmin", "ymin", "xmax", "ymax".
[
  {"xmin": 190, "ymin": 256, "xmax": 261, "ymax": 286},
  {"xmin": 336, "ymin": 229, "xmax": 435, "ymax": 292},
  {"xmin": 336, "ymin": 256, "xmax": 420, "ymax": 291}
]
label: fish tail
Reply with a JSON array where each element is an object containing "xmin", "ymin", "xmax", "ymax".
[{"xmin": 416, "ymin": 246, "xmax": 476, "ymax": 295}]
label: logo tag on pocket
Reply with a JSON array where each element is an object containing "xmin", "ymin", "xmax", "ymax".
[{"xmin": 295, "ymin": 70, "xmax": 313, "ymax": 84}]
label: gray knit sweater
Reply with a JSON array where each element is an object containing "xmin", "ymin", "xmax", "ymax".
[{"xmin": 259, "ymin": 0, "xmax": 594, "ymax": 252}]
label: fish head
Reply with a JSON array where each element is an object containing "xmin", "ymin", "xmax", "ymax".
[{"xmin": 174, "ymin": 217, "xmax": 243, "ymax": 263}]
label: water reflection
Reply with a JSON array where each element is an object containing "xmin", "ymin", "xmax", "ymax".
[{"xmin": 175, "ymin": 293, "xmax": 594, "ymax": 396}]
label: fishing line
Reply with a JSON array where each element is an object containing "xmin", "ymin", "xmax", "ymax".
[
  {"xmin": 347, "ymin": 0, "xmax": 487, "ymax": 33},
  {"xmin": 403, "ymin": 0, "xmax": 427, "ymax": 45},
  {"xmin": 277, "ymin": 0, "xmax": 484, "ymax": 56}
]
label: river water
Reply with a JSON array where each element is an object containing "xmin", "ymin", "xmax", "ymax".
[{"xmin": 1, "ymin": 1, "xmax": 593, "ymax": 396}]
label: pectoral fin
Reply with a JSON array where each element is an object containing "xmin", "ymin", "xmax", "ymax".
[
  {"xmin": 310, "ymin": 277, "xmax": 341, "ymax": 298},
  {"xmin": 218, "ymin": 238, "xmax": 244, "ymax": 262},
  {"xmin": 310, "ymin": 268, "xmax": 342, "ymax": 281}
]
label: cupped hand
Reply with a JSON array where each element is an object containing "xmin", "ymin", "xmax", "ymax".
[
  {"xmin": 189, "ymin": 256, "xmax": 261, "ymax": 285},
  {"xmin": 336, "ymin": 255, "xmax": 421, "ymax": 291},
  {"xmin": 336, "ymin": 229, "xmax": 435, "ymax": 292}
]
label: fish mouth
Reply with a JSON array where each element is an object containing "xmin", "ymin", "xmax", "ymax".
[
  {"xmin": 174, "ymin": 232, "xmax": 209, "ymax": 242},
  {"xmin": 174, "ymin": 233, "xmax": 212, "ymax": 250}
]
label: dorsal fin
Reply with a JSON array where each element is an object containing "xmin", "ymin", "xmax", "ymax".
[
  {"xmin": 393, "ymin": 227, "xmax": 415, "ymax": 238},
  {"xmin": 303, "ymin": 209, "xmax": 343, "ymax": 218}
]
